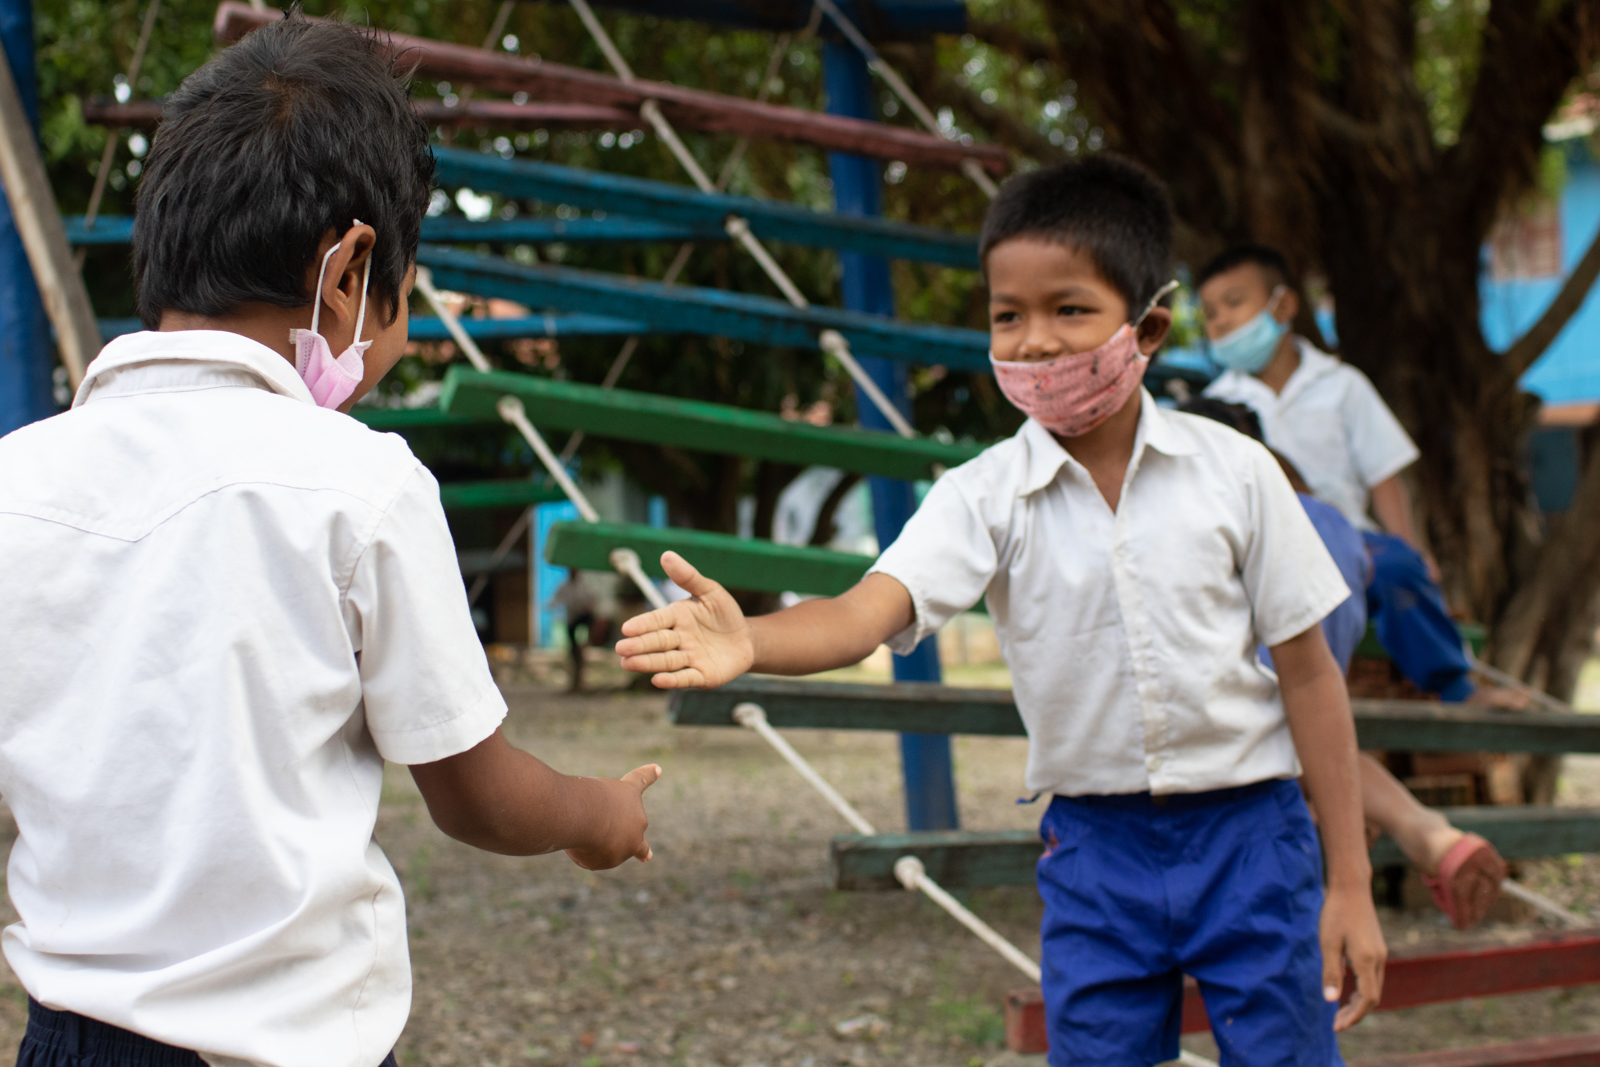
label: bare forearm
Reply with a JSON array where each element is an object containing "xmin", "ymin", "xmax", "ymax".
[
  {"xmin": 1281, "ymin": 660, "xmax": 1371, "ymax": 889},
  {"xmin": 747, "ymin": 572, "xmax": 914, "ymax": 675},
  {"xmin": 412, "ymin": 732, "xmax": 620, "ymax": 856}
]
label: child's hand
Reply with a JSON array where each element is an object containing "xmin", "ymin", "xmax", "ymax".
[
  {"xmin": 615, "ymin": 552, "xmax": 754, "ymax": 689},
  {"xmin": 1322, "ymin": 883, "xmax": 1387, "ymax": 1030},
  {"xmin": 565, "ymin": 763, "xmax": 662, "ymax": 871}
]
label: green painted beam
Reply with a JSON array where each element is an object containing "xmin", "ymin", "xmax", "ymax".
[
  {"xmin": 352, "ymin": 407, "xmax": 490, "ymax": 432},
  {"xmin": 440, "ymin": 367, "xmax": 982, "ymax": 481},
  {"xmin": 417, "ymin": 245, "xmax": 992, "ymax": 372},
  {"xmin": 670, "ymin": 676, "xmax": 1020, "ymax": 733},
  {"xmin": 438, "ymin": 480, "xmax": 569, "ymax": 510},
  {"xmin": 830, "ymin": 806, "xmax": 1600, "ymax": 890},
  {"xmin": 544, "ymin": 521, "xmax": 873, "ymax": 596},
  {"xmin": 670, "ymin": 677, "xmax": 1600, "ymax": 754}
]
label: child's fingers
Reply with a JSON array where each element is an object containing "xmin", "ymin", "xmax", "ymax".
[
  {"xmin": 622, "ymin": 763, "xmax": 663, "ymax": 792},
  {"xmin": 650, "ymin": 667, "xmax": 708, "ymax": 689},
  {"xmin": 619, "ymin": 605, "xmax": 679, "ymax": 638},
  {"xmin": 619, "ymin": 650, "xmax": 692, "ymax": 675},
  {"xmin": 615, "ymin": 628, "xmax": 682, "ymax": 657},
  {"xmin": 659, "ymin": 551, "xmax": 720, "ymax": 600},
  {"xmin": 1320, "ymin": 932, "xmax": 1343, "ymax": 1006},
  {"xmin": 634, "ymin": 840, "xmax": 653, "ymax": 862}
]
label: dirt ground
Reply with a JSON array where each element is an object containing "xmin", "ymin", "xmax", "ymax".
[{"xmin": 0, "ymin": 656, "xmax": 1599, "ymax": 1064}]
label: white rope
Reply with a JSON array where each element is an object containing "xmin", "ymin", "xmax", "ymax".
[
  {"xmin": 566, "ymin": 0, "xmax": 917, "ymax": 441},
  {"xmin": 730, "ymin": 703, "xmax": 1050, "ymax": 986},
  {"xmin": 1465, "ymin": 650, "xmax": 1572, "ymax": 714},
  {"xmin": 1499, "ymin": 877, "xmax": 1591, "ymax": 927},
  {"xmin": 412, "ymin": 267, "xmax": 670, "ymax": 608},
  {"xmin": 808, "ymin": 0, "xmax": 999, "ymax": 199}
]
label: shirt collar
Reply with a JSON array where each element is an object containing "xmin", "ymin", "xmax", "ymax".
[
  {"xmin": 73, "ymin": 330, "xmax": 316, "ymax": 409},
  {"xmin": 1278, "ymin": 337, "xmax": 1340, "ymax": 403},
  {"xmin": 1018, "ymin": 389, "xmax": 1197, "ymax": 495}
]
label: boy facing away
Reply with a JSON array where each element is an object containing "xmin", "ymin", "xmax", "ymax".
[
  {"xmin": 617, "ymin": 158, "xmax": 1385, "ymax": 1065},
  {"xmin": 0, "ymin": 18, "xmax": 655, "ymax": 1067}
]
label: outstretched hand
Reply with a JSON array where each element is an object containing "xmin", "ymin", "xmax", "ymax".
[{"xmin": 615, "ymin": 552, "xmax": 753, "ymax": 689}]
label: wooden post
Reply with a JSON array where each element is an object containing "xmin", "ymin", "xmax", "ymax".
[{"xmin": 0, "ymin": 38, "xmax": 97, "ymax": 388}]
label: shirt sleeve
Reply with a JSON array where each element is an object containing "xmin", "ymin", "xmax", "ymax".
[
  {"xmin": 1342, "ymin": 367, "xmax": 1419, "ymax": 488},
  {"xmin": 1240, "ymin": 444, "xmax": 1354, "ymax": 648},
  {"xmin": 344, "ymin": 465, "xmax": 508, "ymax": 764},
  {"xmin": 867, "ymin": 473, "xmax": 997, "ymax": 655}
]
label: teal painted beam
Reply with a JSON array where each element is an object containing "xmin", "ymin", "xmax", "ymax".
[
  {"xmin": 829, "ymin": 806, "xmax": 1600, "ymax": 890},
  {"xmin": 433, "ymin": 148, "xmax": 980, "ymax": 270},
  {"xmin": 439, "ymin": 366, "xmax": 982, "ymax": 480},
  {"xmin": 544, "ymin": 521, "xmax": 874, "ymax": 596},
  {"xmin": 99, "ymin": 313, "xmax": 651, "ymax": 344},
  {"xmin": 66, "ymin": 214, "xmax": 723, "ymax": 248},
  {"xmin": 668, "ymin": 677, "xmax": 1600, "ymax": 754},
  {"xmin": 417, "ymin": 245, "xmax": 992, "ymax": 371},
  {"xmin": 438, "ymin": 479, "xmax": 569, "ymax": 510}
]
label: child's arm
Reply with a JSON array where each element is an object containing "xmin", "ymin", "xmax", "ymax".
[
  {"xmin": 410, "ymin": 729, "xmax": 659, "ymax": 870},
  {"xmin": 1270, "ymin": 623, "xmax": 1387, "ymax": 1031},
  {"xmin": 615, "ymin": 551, "xmax": 915, "ymax": 687},
  {"xmin": 1370, "ymin": 476, "xmax": 1441, "ymax": 583}
]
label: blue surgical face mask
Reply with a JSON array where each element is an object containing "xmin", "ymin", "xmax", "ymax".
[{"xmin": 1207, "ymin": 286, "xmax": 1288, "ymax": 373}]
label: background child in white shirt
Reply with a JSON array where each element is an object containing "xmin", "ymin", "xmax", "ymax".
[
  {"xmin": 1199, "ymin": 245, "xmax": 1490, "ymax": 706},
  {"xmin": 0, "ymin": 16, "xmax": 656, "ymax": 1067},
  {"xmin": 615, "ymin": 157, "xmax": 1384, "ymax": 1066}
]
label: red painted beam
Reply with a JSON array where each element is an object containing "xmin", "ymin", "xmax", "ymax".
[
  {"xmin": 211, "ymin": 3, "xmax": 1009, "ymax": 175},
  {"xmin": 1006, "ymin": 932, "xmax": 1600, "ymax": 1053},
  {"xmin": 1347, "ymin": 1034, "xmax": 1600, "ymax": 1067},
  {"xmin": 82, "ymin": 97, "xmax": 637, "ymax": 132}
]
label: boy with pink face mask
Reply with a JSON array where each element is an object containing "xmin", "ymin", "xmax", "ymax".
[
  {"xmin": 0, "ymin": 16, "xmax": 657, "ymax": 1067},
  {"xmin": 616, "ymin": 156, "xmax": 1384, "ymax": 1066}
]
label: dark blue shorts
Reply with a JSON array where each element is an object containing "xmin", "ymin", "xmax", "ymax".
[
  {"xmin": 1037, "ymin": 779, "xmax": 1341, "ymax": 1067},
  {"xmin": 17, "ymin": 997, "xmax": 401, "ymax": 1067}
]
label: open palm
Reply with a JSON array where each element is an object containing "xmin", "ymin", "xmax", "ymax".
[{"xmin": 614, "ymin": 552, "xmax": 754, "ymax": 689}]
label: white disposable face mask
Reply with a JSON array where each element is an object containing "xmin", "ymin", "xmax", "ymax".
[{"xmin": 289, "ymin": 225, "xmax": 373, "ymax": 409}]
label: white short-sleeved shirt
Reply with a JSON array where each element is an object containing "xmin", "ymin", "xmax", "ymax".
[
  {"xmin": 1204, "ymin": 338, "xmax": 1419, "ymax": 530},
  {"xmin": 0, "ymin": 331, "xmax": 507, "ymax": 1067},
  {"xmin": 869, "ymin": 392, "xmax": 1349, "ymax": 797}
]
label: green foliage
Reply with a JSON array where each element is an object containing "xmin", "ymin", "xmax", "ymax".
[
  {"xmin": 1413, "ymin": 0, "xmax": 1491, "ymax": 146},
  {"xmin": 32, "ymin": 0, "xmax": 1012, "ymax": 534}
]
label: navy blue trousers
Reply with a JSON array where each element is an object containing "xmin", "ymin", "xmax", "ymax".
[
  {"xmin": 1037, "ymin": 780, "xmax": 1342, "ymax": 1067},
  {"xmin": 17, "ymin": 998, "xmax": 400, "ymax": 1067},
  {"xmin": 1363, "ymin": 531, "xmax": 1473, "ymax": 701}
]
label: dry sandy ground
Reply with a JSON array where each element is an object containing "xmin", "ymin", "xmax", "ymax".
[{"xmin": 0, "ymin": 664, "xmax": 1598, "ymax": 1063}]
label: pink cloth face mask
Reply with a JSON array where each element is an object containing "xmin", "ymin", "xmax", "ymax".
[
  {"xmin": 989, "ymin": 280, "xmax": 1179, "ymax": 437},
  {"xmin": 290, "ymin": 234, "xmax": 373, "ymax": 410}
]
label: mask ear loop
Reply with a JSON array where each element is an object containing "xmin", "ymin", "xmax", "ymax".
[
  {"xmin": 352, "ymin": 255, "xmax": 372, "ymax": 346},
  {"xmin": 307, "ymin": 243, "xmax": 341, "ymax": 340},
  {"xmin": 1134, "ymin": 279, "xmax": 1181, "ymax": 328}
]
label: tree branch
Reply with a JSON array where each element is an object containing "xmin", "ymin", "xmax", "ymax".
[
  {"xmin": 1443, "ymin": 0, "xmax": 1600, "ymax": 238},
  {"xmin": 963, "ymin": 17, "xmax": 1060, "ymax": 66},
  {"xmin": 881, "ymin": 43, "xmax": 1066, "ymax": 164},
  {"xmin": 1505, "ymin": 219, "xmax": 1600, "ymax": 376}
]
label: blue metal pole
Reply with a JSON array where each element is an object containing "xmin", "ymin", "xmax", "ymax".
[
  {"xmin": 0, "ymin": 0, "xmax": 54, "ymax": 435},
  {"xmin": 822, "ymin": 38, "xmax": 958, "ymax": 831}
]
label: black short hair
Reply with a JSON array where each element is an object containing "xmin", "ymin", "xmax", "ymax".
[
  {"xmin": 979, "ymin": 155, "xmax": 1173, "ymax": 314},
  {"xmin": 1194, "ymin": 244, "xmax": 1291, "ymax": 292},
  {"xmin": 133, "ymin": 13, "xmax": 433, "ymax": 329},
  {"xmin": 1178, "ymin": 397, "xmax": 1264, "ymax": 442}
]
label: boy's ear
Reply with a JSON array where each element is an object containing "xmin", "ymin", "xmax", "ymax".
[
  {"xmin": 1275, "ymin": 287, "xmax": 1301, "ymax": 324},
  {"xmin": 315, "ymin": 223, "xmax": 378, "ymax": 325},
  {"xmin": 1135, "ymin": 306, "xmax": 1173, "ymax": 356}
]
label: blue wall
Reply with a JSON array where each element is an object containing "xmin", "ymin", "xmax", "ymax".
[{"xmin": 1483, "ymin": 140, "xmax": 1600, "ymax": 406}]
